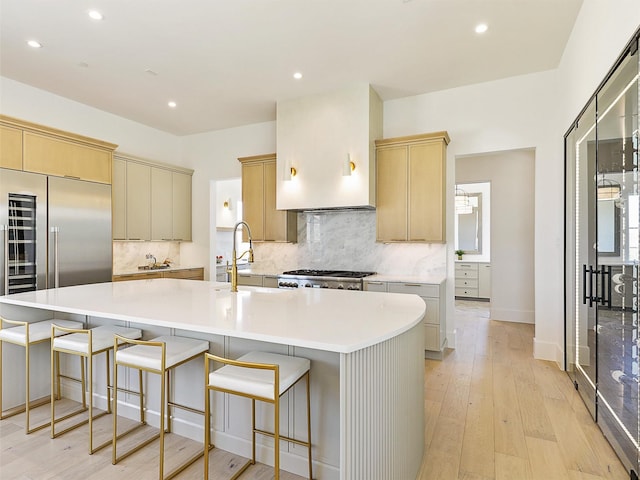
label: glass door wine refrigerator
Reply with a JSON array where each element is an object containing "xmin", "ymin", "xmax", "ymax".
[{"xmin": 565, "ymin": 30, "xmax": 640, "ymax": 477}]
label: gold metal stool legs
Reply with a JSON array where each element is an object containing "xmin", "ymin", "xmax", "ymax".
[
  {"xmin": 112, "ymin": 335, "xmax": 209, "ymax": 480},
  {"xmin": 204, "ymin": 352, "xmax": 313, "ymax": 480}
]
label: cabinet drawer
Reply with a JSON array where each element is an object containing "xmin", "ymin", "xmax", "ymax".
[
  {"xmin": 364, "ymin": 281, "xmax": 388, "ymax": 292},
  {"xmin": 455, "ymin": 268, "xmax": 478, "ymax": 279},
  {"xmin": 237, "ymin": 274, "xmax": 263, "ymax": 287},
  {"xmin": 263, "ymin": 275, "xmax": 279, "ymax": 288},
  {"xmin": 455, "ymin": 287, "xmax": 479, "ymax": 297},
  {"xmin": 112, "ymin": 272, "xmax": 162, "ymax": 281},
  {"xmin": 455, "ymin": 278, "xmax": 478, "ymax": 288},
  {"xmin": 163, "ymin": 268, "xmax": 204, "ymax": 280},
  {"xmin": 425, "ymin": 324, "xmax": 441, "ymax": 351},
  {"xmin": 388, "ymin": 282, "xmax": 439, "ymax": 297}
]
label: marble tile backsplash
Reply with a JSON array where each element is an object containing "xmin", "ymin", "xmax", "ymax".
[
  {"xmin": 113, "ymin": 241, "xmax": 181, "ymax": 273},
  {"xmin": 251, "ymin": 210, "xmax": 446, "ymax": 276}
]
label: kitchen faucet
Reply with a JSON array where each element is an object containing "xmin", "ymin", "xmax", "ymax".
[
  {"xmin": 228, "ymin": 221, "xmax": 254, "ymax": 292},
  {"xmin": 145, "ymin": 253, "xmax": 156, "ymax": 266}
]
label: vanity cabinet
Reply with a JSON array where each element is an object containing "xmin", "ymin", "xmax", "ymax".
[
  {"xmin": 455, "ymin": 262, "xmax": 491, "ymax": 299},
  {"xmin": 113, "ymin": 153, "xmax": 193, "ymax": 241},
  {"xmin": 375, "ymin": 132, "xmax": 449, "ymax": 243},
  {"xmin": 0, "ymin": 115, "xmax": 117, "ymax": 183},
  {"xmin": 238, "ymin": 154, "xmax": 297, "ymax": 243},
  {"xmin": 364, "ymin": 279, "xmax": 446, "ymax": 355}
]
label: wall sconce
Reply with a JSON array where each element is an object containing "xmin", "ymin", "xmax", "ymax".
[
  {"xmin": 223, "ymin": 198, "xmax": 231, "ymax": 210},
  {"xmin": 285, "ymin": 165, "xmax": 297, "ymax": 181},
  {"xmin": 343, "ymin": 154, "xmax": 356, "ymax": 176}
]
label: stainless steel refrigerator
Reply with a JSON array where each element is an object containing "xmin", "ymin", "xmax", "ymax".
[{"xmin": 0, "ymin": 169, "xmax": 112, "ymax": 295}]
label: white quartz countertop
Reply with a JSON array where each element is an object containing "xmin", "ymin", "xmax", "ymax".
[
  {"xmin": 0, "ymin": 279, "xmax": 426, "ymax": 354},
  {"xmin": 113, "ymin": 265, "xmax": 204, "ymax": 276}
]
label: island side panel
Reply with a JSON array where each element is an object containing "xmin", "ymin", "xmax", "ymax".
[{"xmin": 340, "ymin": 321, "xmax": 425, "ymax": 480}]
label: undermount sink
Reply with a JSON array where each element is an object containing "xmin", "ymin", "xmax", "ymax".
[{"xmin": 138, "ymin": 264, "xmax": 171, "ymax": 270}]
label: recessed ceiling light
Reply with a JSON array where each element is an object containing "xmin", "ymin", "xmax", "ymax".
[
  {"xmin": 168, "ymin": 101, "xmax": 177, "ymax": 108},
  {"xmin": 475, "ymin": 23, "xmax": 488, "ymax": 34},
  {"xmin": 27, "ymin": 40, "xmax": 42, "ymax": 48},
  {"xmin": 293, "ymin": 72, "xmax": 303, "ymax": 80},
  {"xmin": 88, "ymin": 10, "xmax": 104, "ymax": 20}
]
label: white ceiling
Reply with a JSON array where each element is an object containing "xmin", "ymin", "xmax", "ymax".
[{"xmin": 0, "ymin": 0, "xmax": 583, "ymax": 136}]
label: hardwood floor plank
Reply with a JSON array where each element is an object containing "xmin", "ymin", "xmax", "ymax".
[
  {"xmin": 495, "ymin": 452, "xmax": 532, "ymax": 480},
  {"xmin": 459, "ymin": 391, "xmax": 495, "ymax": 479},
  {"xmin": 525, "ymin": 436, "xmax": 571, "ymax": 480}
]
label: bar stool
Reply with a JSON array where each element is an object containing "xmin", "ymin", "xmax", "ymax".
[
  {"xmin": 204, "ymin": 351, "xmax": 312, "ymax": 480},
  {"xmin": 112, "ymin": 334, "xmax": 210, "ymax": 480},
  {"xmin": 50, "ymin": 323, "xmax": 142, "ymax": 453},
  {"xmin": 0, "ymin": 316, "xmax": 83, "ymax": 434}
]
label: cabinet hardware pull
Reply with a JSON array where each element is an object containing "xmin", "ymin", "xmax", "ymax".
[
  {"xmin": 404, "ymin": 283, "xmax": 422, "ymax": 287},
  {"xmin": 64, "ymin": 175, "xmax": 81, "ymax": 180}
]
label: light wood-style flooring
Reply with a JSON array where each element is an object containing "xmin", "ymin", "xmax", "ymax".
[
  {"xmin": 418, "ymin": 300, "xmax": 628, "ymax": 480},
  {"xmin": 0, "ymin": 301, "xmax": 628, "ymax": 479}
]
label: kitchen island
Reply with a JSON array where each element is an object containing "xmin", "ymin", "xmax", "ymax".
[{"xmin": 0, "ymin": 279, "xmax": 426, "ymax": 480}]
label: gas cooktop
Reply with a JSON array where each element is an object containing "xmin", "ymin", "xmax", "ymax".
[{"xmin": 281, "ymin": 269, "xmax": 376, "ymax": 279}]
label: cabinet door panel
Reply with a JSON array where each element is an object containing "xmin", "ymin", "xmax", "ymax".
[
  {"xmin": 0, "ymin": 125, "xmax": 23, "ymax": 170},
  {"xmin": 112, "ymin": 158, "xmax": 127, "ymax": 239},
  {"xmin": 151, "ymin": 168, "xmax": 173, "ymax": 240},
  {"xmin": 264, "ymin": 161, "xmax": 286, "ymax": 241},
  {"xmin": 172, "ymin": 172, "xmax": 192, "ymax": 241},
  {"xmin": 376, "ymin": 146, "xmax": 407, "ymax": 241},
  {"xmin": 23, "ymin": 132, "xmax": 111, "ymax": 183},
  {"xmin": 126, "ymin": 162, "xmax": 151, "ymax": 240},
  {"xmin": 409, "ymin": 142, "xmax": 444, "ymax": 242},
  {"xmin": 242, "ymin": 163, "xmax": 265, "ymax": 241}
]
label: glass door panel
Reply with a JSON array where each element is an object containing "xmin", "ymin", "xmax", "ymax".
[
  {"xmin": 595, "ymin": 43, "xmax": 639, "ymax": 474},
  {"xmin": 570, "ymin": 98, "xmax": 598, "ymax": 417}
]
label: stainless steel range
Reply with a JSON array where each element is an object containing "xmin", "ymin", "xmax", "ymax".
[{"xmin": 277, "ymin": 269, "xmax": 375, "ymax": 290}]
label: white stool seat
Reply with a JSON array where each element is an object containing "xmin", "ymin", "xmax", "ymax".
[
  {"xmin": 53, "ymin": 325, "xmax": 142, "ymax": 354},
  {"xmin": 209, "ymin": 351, "xmax": 310, "ymax": 401},
  {"xmin": 0, "ymin": 319, "xmax": 83, "ymax": 345},
  {"xmin": 116, "ymin": 335, "xmax": 209, "ymax": 371}
]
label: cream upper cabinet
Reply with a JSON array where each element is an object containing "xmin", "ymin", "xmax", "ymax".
[
  {"xmin": 151, "ymin": 168, "xmax": 173, "ymax": 240},
  {"xmin": 112, "ymin": 158, "xmax": 127, "ymax": 240},
  {"xmin": 126, "ymin": 161, "xmax": 151, "ymax": 240},
  {"xmin": 172, "ymin": 171, "xmax": 192, "ymax": 241},
  {"xmin": 239, "ymin": 154, "xmax": 296, "ymax": 243},
  {"xmin": 0, "ymin": 125, "xmax": 23, "ymax": 170},
  {"xmin": 1, "ymin": 115, "xmax": 117, "ymax": 183},
  {"xmin": 375, "ymin": 131, "xmax": 449, "ymax": 243},
  {"xmin": 114, "ymin": 153, "xmax": 193, "ymax": 241}
]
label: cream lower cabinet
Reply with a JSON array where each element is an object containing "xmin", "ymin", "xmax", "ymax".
[
  {"xmin": 113, "ymin": 154, "xmax": 193, "ymax": 241},
  {"xmin": 364, "ymin": 279, "xmax": 446, "ymax": 353},
  {"xmin": 455, "ymin": 262, "xmax": 491, "ymax": 299},
  {"xmin": 236, "ymin": 273, "xmax": 279, "ymax": 288}
]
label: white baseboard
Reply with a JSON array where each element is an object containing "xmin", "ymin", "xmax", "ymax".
[
  {"xmin": 490, "ymin": 308, "xmax": 534, "ymax": 324},
  {"xmin": 533, "ymin": 337, "xmax": 560, "ymax": 362}
]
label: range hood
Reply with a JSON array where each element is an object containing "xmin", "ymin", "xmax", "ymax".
[{"xmin": 276, "ymin": 84, "xmax": 382, "ymax": 210}]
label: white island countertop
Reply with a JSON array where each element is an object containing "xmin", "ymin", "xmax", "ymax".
[{"xmin": 0, "ymin": 279, "xmax": 426, "ymax": 354}]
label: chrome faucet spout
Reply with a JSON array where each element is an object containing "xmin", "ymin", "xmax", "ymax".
[{"xmin": 229, "ymin": 221, "xmax": 254, "ymax": 292}]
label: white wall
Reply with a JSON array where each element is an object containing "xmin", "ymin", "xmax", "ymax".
[
  {"xmin": 180, "ymin": 122, "xmax": 276, "ymax": 278},
  {"xmin": 457, "ymin": 150, "xmax": 535, "ymax": 324},
  {"xmin": 0, "ymin": 77, "xmax": 181, "ymax": 163},
  {"xmin": 383, "ymin": 1, "xmax": 640, "ymax": 363}
]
